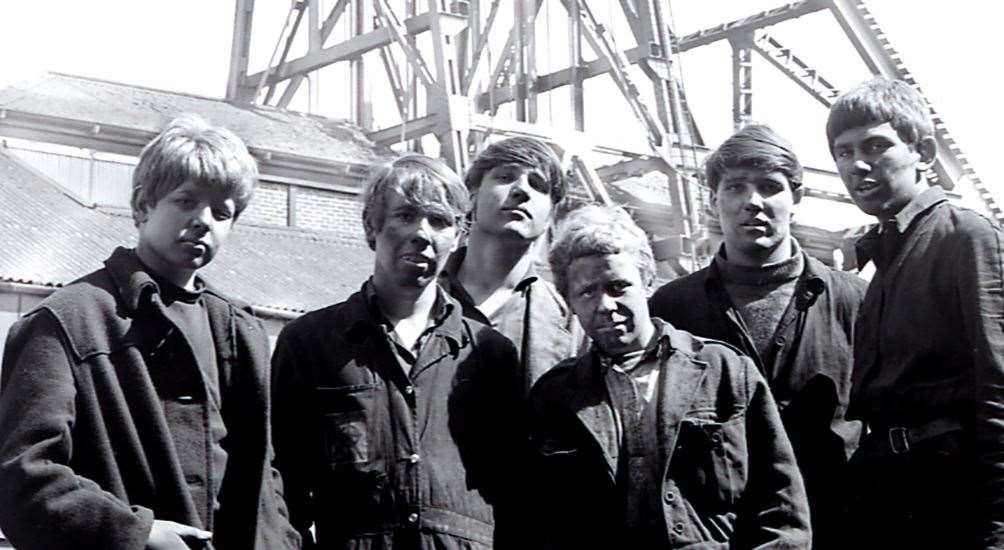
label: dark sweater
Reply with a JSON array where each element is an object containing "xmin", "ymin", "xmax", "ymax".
[{"xmin": 715, "ymin": 242, "xmax": 804, "ymax": 359}]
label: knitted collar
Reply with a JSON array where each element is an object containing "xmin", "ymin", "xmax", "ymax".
[{"xmin": 714, "ymin": 240, "xmax": 805, "ymax": 286}]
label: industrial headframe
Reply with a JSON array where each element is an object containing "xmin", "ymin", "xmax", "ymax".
[{"xmin": 225, "ymin": 0, "xmax": 998, "ymax": 273}]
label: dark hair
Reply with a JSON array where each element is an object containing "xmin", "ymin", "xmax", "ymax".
[
  {"xmin": 361, "ymin": 154, "xmax": 470, "ymax": 250},
  {"xmin": 705, "ymin": 124, "xmax": 803, "ymax": 193},
  {"xmin": 826, "ymin": 77, "xmax": 933, "ymax": 152},
  {"xmin": 131, "ymin": 114, "xmax": 258, "ymax": 224},
  {"xmin": 465, "ymin": 137, "xmax": 567, "ymax": 204}
]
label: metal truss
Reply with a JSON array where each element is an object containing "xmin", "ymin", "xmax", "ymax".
[{"xmin": 226, "ymin": 0, "xmax": 999, "ymax": 271}]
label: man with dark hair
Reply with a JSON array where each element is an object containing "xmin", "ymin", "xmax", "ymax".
[
  {"xmin": 828, "ymin": 77, "xmax": 1004, "ymax": 548},
  {"xmin": 650, "ymin": 124, "xmax": 866, "ymax": 549},
  {"xmin": 440, "ymin": 136, "xmax": 581, "ymax": 395}
]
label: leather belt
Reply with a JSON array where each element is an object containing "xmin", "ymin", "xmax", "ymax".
[{"xmin": 870, "ymin": 417, "xmax": 963, "ymax": 455}]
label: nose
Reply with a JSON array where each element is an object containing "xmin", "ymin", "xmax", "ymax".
[
  {"xmin": 852, "ymin": 158, "xmax": 871, "ymax": 176},
  {"xmin": 743, "ymin": 189, "xmax": 764, "ymax": 210},
  {"xmin": 596, "ymin": 292, "xmax": 617, "ymax": 314},
  {"xmin": 410, "ymin": 216, "xmax": 433, "ymax": 244},
  {"xmin": 508, "ymin": 175, "xmax": 532, "ymax": 200},
  {"xmin": 190, "ymin": 205, "xmax": 213, "ymax": 228}
]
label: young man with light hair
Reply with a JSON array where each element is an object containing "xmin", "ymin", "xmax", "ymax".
[
  {"xmin": 828, "ymin": 76, "xmax": 1004, "ymax": 547},
  {"xmin": 440, "ymin": 137, "xmax": 581, "ymax": 395},
  {"xmin": 271, "ymin": 154, "xmax": 522, "ymax": 549},
  {"xmin": 528, "ymin": 204, "xmax": 810, "ymax": 548},
  {"xmin": 649, "ymin": 124, "xmax": 866, "ymax": 548}
]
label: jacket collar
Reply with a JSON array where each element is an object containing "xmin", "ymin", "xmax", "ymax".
[
  {"xmin": 104, "ymin": 246, "xmax": 221, "ymax": 314},
  {"xmin": 856, "ymin": 186, "xmax": 947, "ymax": 267},
  {"xmin": 704, "ymin": 242, "xmax": 825, "ymax": 308},
  {"xmin": 340, "ymin": 279, "xmax": 465, "ymax": 352},
  {"xmin": 569, "ymin": 318, "xmax": 708, "ymax": 479},
  {"xmin": 440, "ymin": 245, "xmax": 541, "ymax": 300}
]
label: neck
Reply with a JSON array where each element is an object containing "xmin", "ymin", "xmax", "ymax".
[
  {"xmin": 372, "ymin": 276, "xmax": 438, "ymax": 323},
  {"xmin": 135, "ymin": 245, "xmax": 196, "ymax": 291},
  {"xmin": 724, "ymin": 236, "xmax": 794, "ymax": 267},
  {"xmin": 458, "ymin": 228, "xmax": 537, "ymax": 292}
]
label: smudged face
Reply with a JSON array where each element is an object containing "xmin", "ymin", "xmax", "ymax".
[
  {"xmin": 472, "ymin": 164, "xmax": 554, "ymax": 241},
  {"xmin": 372, "ymin": 188, "xmax": 460, "ymax": 290},
  {"xmin": 567, "ymin": 252, "xmax": 654, "ymax": 358},
  {"xmin": 713, "ymin": 168, "xmax": 799, "ymax": 266}
]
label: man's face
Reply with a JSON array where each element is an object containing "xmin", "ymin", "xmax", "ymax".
[
  {"xmin": 472, "ymin": 164, "xmax": 554, "ymax": 241},
  {"xmin": 136, "ymin": 180, "xmax": 236, "ymax": 286},
  {"xmin": 567, "ymin": 252, "xmax": 653, "ymax": 357},
  {"xmin": 713, "ymin": 168, "xmax": 799, "ymax": 265},
  {"xmin": 373, "ymin": 188, "xmax": 460, "ymax": 290},
  {"xmin": 832, "ymin": 121, "xmax": 931, "ymax": 219}
]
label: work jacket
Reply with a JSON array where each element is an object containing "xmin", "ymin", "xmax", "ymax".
[
  {"xmin": 441, "ymin": 246, "xmax": 582, "ymax": 395},
  {"xmin": 851, "ymin": 186, "xmax": 1004, "ymax": 546},
  {"xmin": 0, "ymin": 247, "xmax": 299, "ymax": 550},
  {"xmin": 527, "ymin": 319, "xmax": 811, "ymax": 549},
  {"xmin": 271, "ymin": 281, "xmax": 522, "ymax": 549},
  {"xmin": 649, "ymin": 248, "xmax": 865, "ymax": 547}
]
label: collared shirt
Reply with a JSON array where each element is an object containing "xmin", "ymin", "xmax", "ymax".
[
  {"xmin": 440, "ymin": 246, "xmax": 581, "ymax": 394},
  {"xmin": 361, "ymin": 278, "xmax": 452, "ymax": 373}
]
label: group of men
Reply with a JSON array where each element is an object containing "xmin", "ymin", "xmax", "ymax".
[{"xmin": 0, "ymin": 75, "xmax": 1000, "ymax": 549}]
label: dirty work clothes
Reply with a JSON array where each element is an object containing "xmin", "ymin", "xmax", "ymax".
[
  {"xmin": 650, "ymin": 245, "xmax": 865, "ymax": 549},
  {"xmin": 527, "ymin": 318, "xmax": 811, "ymax": 549},
  {"xmin": 849, "ymin": 186, "xmax": 1004, "ymax": 547},
  {"xmin": 441, "ymin": 246, "xmax": 582, "ymax": 395},
  {"xmin": 0, "ymin": 247, "xmax": 299, "ymax": 550},
  {"xmin": 271, "ymin": 281, "xmax": 522, "ymax": 549}
]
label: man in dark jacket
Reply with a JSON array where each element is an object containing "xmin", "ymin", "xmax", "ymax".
[
  {"xmin": 271, "ymin": 155, "xmax": 522, "ymax": 549},
  {"xmin": 649, "ymin": 124, "xmax": 866, "ymax": 548},
  {"xmin": 440, "ymin": 137, "xmax": 582, "ymax": 396},
  {"xmin": 530, "ymin": 204, "xmax": 810, "ymax": 549},
  {"xmin": 828, "ymin": 77, "xmax": 1004, "ymax": 548},
  {"xmin": 0, "ymin": 116, "xmax": 299, "ymax": 550}
]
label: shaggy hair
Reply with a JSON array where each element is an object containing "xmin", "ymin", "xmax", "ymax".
[
  {"xmin": 131, "ymin": 114, "xmax": 258, "ymax": 224},
  {"xmin": 464, "ymin": 137, "xmax": 567, "ymax": 205},
  {"xmin": 826, "ymin": 76, "xmax": 934, "ymax": 152},
  {"xmin": 361, "ymin": 154, "xmax": 470, "ymax": 250},
  {"xmin": 548, "ymin": 204, "xmax": 655, "ymax": 298},
  {"xmin": 705, "ymin": 124, "xmax": 803, "ymax": 192}
]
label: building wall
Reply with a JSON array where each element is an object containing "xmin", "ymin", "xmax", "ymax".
[{"xmin": 0, "ymin": 288, "xmax": 48, "ymax": 368}]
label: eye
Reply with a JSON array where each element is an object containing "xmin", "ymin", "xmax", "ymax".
[
  {"xmin": 528, "ymin": 173, "xmax": 551, "ymax": 194},
  {"xmin": 608, "ymin": 281, "xmax": 630, "ymax": 297},
  {"xmin": 428, "ymin": 214, "xmax": 454, "ymax": 230},
  {"xmin": 212, "ymin": 208, "xmax": 234, "ymax": 222},
  {"xmin": 491, "ymin": 168, "xmax": 520, "ymax": 183},
  {"xmin": 834, "ymin": 148, "xmax": 852, "ymax": 160},
  {"xmin": 395, "ymin": 210, "xmax": 416, "ymax": 223},
  {"xmin": 864, "ymin": 141, "xmax": 892, "ymax": 155},
  {"xmin": 174, "ymin": 197, "xmax": 196, "ymax": 208},
  {"xmin": 577, "ymin": 287, "xmax": 595, "ymax": 299}
]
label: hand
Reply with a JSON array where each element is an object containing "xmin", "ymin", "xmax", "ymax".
[{"xmin": 146, "ymin": 519, "xmax": 212, "ymax": 549}]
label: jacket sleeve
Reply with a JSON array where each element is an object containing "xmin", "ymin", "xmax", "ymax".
[
  {"xmin": 246, "ymin": 317, "xmax": 302, "ymax": 550},
  {"xmin": 270, "ymin": 324, "xmax": 317, "ymax": 549},
  {"xmin": 956, "ymin": 219, "xmax": 1004, "ymax": 547},
  {"xmin": 0, "ymin": 309, "xmax": 155, "ymax": 550},
  {"xmin": 734, "ymin": 359, "xmax": 812, "ymax": 549}
]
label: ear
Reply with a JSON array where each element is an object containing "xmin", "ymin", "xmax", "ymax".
[
  {"xmin": 131, "ymin": 186, "xmax": 150, "ymax": 226},
  {"xmin": 709, "ymin": 187, "xmax": 718, "ymax": 210},
  {"xmin": 915, "ymin": 135, "xmax": 937, "ymax": 171},
  {"xmin": 792, "ymin": 186, "xmax": 805, "ymax": 206}
]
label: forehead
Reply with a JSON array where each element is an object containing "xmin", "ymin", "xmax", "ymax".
[
  {"xmin": 168, "ymin": 180, "xmax": 235, "ymax": 202},
  {"xmin": 568, "ymin": 252, "xmax": 640, "ymax": 286},
  {"xmin": 719, "ymin": 167, "xmax": 791, "ymax": 188},
  {"xmin": 833, "ymin": 121, "xmax": 905, "ymax": 148}
]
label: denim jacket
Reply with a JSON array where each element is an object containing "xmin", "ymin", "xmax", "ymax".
[
  {"xmin": 527, "ymin": 319, "xmax": 811, "ymax": 549},
  {"xmin": 271, "ymin": 281, "xmax": 522, "ymax": 549}
]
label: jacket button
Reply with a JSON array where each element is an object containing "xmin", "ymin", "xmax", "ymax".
[
  {"xmin": 407, "ymin": 512, "xmax": 419, "ymax": 523},
  {"xmin": 673, "ymin": 523, "xmax": 685, "ymax": 534},
  {"xmin": 177, "ymin": 395, "xmax": 195, "ymax": 403},
  {"xmin": 404, "ymin": 385, "xmax": 415, "ymax": 395},
  {"xmin": 408, "ymin": 453, "xmax": 421, "ymax": 464},
  {"xmin": 663, "ymin": 491, "xmax": 675, "ymax": 503}
]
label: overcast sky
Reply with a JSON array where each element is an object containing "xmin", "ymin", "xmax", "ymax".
[{"xmin": 0, "ymin": 1, "xmax": 998, "ymax": 218}]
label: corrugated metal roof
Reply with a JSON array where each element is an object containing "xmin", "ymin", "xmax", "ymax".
[
  {"xmin": 0, "ymin": 72, "xmax": 392, "ymax": 167},
  {"xmin": 0, "ymin": 148, "xmax": 374, "ymax": 313}
]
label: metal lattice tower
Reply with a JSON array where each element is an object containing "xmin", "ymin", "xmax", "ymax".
[{"xmin": 226, "ymin": 0, "xmax": 999, "ymax": 271}]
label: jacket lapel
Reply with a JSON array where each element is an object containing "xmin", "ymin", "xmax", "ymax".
[
  {"xmin": 569, "ymin": 353, "xmax": 620, "ymax": 481},
  {"xmin": 655, "ymin": 329, "xmax": 708, "ymax": 471}
]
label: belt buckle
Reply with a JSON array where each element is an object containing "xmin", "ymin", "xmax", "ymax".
[{"xmin": 888, "ymin": 426, "xmax": 910, "ymax": 454}]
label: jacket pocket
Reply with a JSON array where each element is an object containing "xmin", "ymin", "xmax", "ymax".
[
  {"xmin": 316, "ymin": 385, "xmax": 375, "ymax": 470},
  {"xmin": 672, "ymin": 417, "xmax": 748, "ymax": 510}
]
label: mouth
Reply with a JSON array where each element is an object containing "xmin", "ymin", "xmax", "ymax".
[
  {"xmin": 501, "ymin": 206, "xmax": 531, "ymax": 219},
  {"xmin": 740, "ymin": 219, "xmax": 771, "ymax": 232},
  {"xmin": 179, "ymin": 239, "xmax": 208, "ymax": 252},
  {"xmin": 853, "ymin": 179, "xmax": 882, "ymax": 195},
  {"xmin": 401, "ymin": 253, "xmax": 434, "ymax": 268}
]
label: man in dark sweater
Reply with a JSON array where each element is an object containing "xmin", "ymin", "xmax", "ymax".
[{"xmin": 649, "ymin": 124, "xmax": 866, "ymax": 549}]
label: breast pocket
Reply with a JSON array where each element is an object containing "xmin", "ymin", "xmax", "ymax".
[
  {"xmin": 672, "ymin": 416, "xmax": 748, "ymax": 510},
  {"xmin": 316, "ymin": 384, "xmax": 376, "ymax": 470}
]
